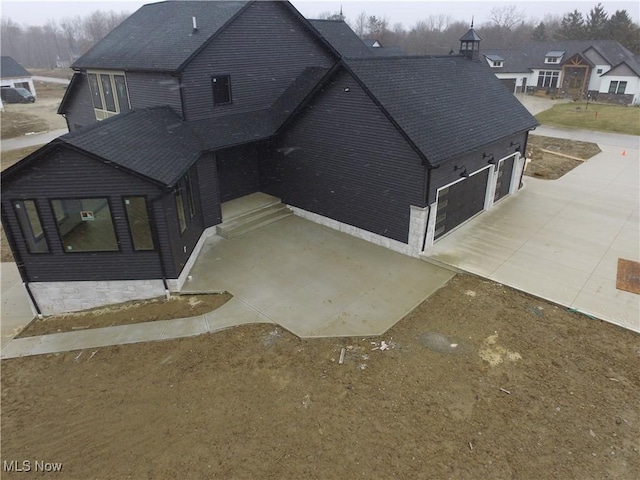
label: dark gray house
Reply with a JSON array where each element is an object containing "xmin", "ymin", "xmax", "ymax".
[{"xmin": 1, "ymin": 1, "xmax": 537, "ymax": 315}]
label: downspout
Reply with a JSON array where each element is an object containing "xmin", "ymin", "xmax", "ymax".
[
  {"xmin": 422, "ymin": 163, "xmax": 439, "ymax": 252},
  {"xmin": 147, "ymin": 191, "xmax": 171, "ymax": 298}
]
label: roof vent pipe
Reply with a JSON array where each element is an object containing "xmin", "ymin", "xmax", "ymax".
[{"xmin": 192, "ymin": 16, "xmax": 198, "ymax": 32}]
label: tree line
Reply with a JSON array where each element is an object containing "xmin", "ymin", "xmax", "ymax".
[
  {"xmin": 320, "ymin": 3, "xmax": 639, "ymax": 55},
  {"xmin": 1, "ymin": 10, "xmax": 130, "ymax": 69},
  {"xmin": 1, "ymin": 3, "xmax": 638, "ymax": 70}
]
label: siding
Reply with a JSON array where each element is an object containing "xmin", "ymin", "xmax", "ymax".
[
  {"xmin": 126, "ymin": 71, "xmax": 183, "ymax": 115},
  {"xmin": 162, "ymin": 167, "xmax": 206, "ymax": 277},
  {"xmin": 261, "ymin": 69, "xmax": 425, "ymax": 244},
  {"xmin": 217, "ymin": 144, "xmax": 260, "ymax": 202},
  {"xmin": 429, "ymin": 132, "xmax": 528, "ymax": 204},
  {"xmin": 195, "ymin": 153, "xmax": 222, "ymax": 228},
  {"xmin": 1, "ymin": 146, "xmax": 170, "ymax": 282},
  {"xmin": 63, "ymin": 72, "xmax": 98, "ymax": 131},
  {"xmin": 181, "ymin": 1, "xmax": 335, "ymax": 121}
]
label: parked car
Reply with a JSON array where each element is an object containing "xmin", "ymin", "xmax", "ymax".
[{"xmin": 1, "ymin": 87, "xmax": 36, "ymax": 103}]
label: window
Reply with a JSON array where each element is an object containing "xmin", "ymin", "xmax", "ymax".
[
  {"xmin": 14, "ymin": 200, "xmax": 49, "ymax": 254},
  {"xmin": 100, "ymin": 74, "xmax": 116, "ymax": 112},
  {"xmin": 124, "ymin": 197, "xmax": 154, "ymax": 251},
  {"xmin": 186, "ymin": 171, "xmax": 196, "ymax": 219},
  {"xmin": 544, "ymin": 57, "xmax": 561, "ymax": 64},
  {"xmin": 537, "ymin": 71, "xmax": 559, "ymax": 88},
  {"xmin": 174, "ymin": 189, "xmax": 187, "ymax": 234},
  {"xmin": 212, "ymin": 75, "xmax": 231, "ymax": 105},
  {"xmin": 596, "ymin": 68, "xmax": 603, "ymax": 74},
  {"xmin": 51, "ymin": 198, "xmax": 118, "ymax": 252},
  {"xmin": 87, "ymin": 71, "xmax": 130, "ymax": 119},
  {"xmin": 492, "ymin": 60, "xmax": 503, "ymax": 68},
  {"xmin": 87, "ymin": 73, "xmax": 103, "ymax": 110},
  {"xmin": 608, "ymin": 81, "xmax": 627, "ymax": 94},
  {"xmin": 114, "ymin": 75, "xmax": 130, "ymax": 113}
]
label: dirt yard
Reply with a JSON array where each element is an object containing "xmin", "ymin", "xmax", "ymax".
[
  {"xmin": 16, "ymin": 293, "xmax": 232, "ymax": 338},
  {"xmin": 1, "ymin": 275, "xmax": 638, "ymax": 479},
  {"xmin": 526, "ymin": 135, "xmax": 601, "ymax": 179},
  {"xmin": 1, "ymin": 81, "xmax": 67, "ymax": 139}
]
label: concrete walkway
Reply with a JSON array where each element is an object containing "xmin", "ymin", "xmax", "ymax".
[
  {"xmin": 1, "ymin": 263, "xmax": 35, "ymax": 349},
  {"xmin": 424, "ymin": 131, "xmax": 640, "ymax": 333},
  {"xmin": 1, "ymin": 297, "xmax": 273, "ymax": 359},
  {"xmin": 1, "ymin": 216, "xmax": 454, "ymax": 359},
  {"xmin": 0, "ymin": 128, "xmax": 68, "ymax": 152}
]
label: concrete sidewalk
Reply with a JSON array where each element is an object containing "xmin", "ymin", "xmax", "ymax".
[
  {"xmin": 1, "ymin": 297, "xmax": 273, "ymax": 359},
  {"xmin": 424, "ymin": 138, "xmax": 639, "ymax": 332}
]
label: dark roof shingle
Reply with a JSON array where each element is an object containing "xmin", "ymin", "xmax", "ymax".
[
  {"xmin": 346, "ymin": 56, "xmax": 538, "ymax": 164},
  {"xmin": 308, "ymin": 20, "xmax": 372, "ymax": 58},
  {"xmin": 60, "ymin": 107, "xmax": 204, "ymax": 186},
  {"xmin": 1, "ymin": 56, "xmax": 31, "ymax": 78},
  {"xmin": 73, "ymin": 1, "xmax": 249, "ymax": 72}
]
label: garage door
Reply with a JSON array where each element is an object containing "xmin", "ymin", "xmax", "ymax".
[
  {"xmin": 500, "ymin": 78, "xmax": 516, "ymax": 94},
  {"xmin": 494, "ymin": 156, "xmax": 515, "ymax": 202},
  {"xmin": 434, "ymin": 168, "xmax": 490, "ymax": 240}
]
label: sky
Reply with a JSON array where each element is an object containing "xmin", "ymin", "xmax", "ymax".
[{"xmin": 1, "ymin": 0, "xmax": 639, "ymax": 29}]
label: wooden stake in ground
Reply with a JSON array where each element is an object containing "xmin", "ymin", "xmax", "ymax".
[{"xmin": 339, "ymin": 348, "xmax": 346, "ymax": 365}]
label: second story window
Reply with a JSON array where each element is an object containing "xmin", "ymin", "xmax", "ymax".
[
  {"xmin": 212, "ymin": 75, "xmax": 232, "ymax": 106},
  {"xmin": 87, "ymin": 71, "xmax": 131, "ymax": 120}
]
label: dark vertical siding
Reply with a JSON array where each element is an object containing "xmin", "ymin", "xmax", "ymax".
[
  {"xmin": 181, "ymin": 1, "xmax": 334, "ymax": 121},
  {"xmin": 429, "ymin": 132, "xmax": 527, "ymax": 204},
  {"xmin": 261, "ymin": 69, "xmax": 425, "ymax": 244},
  {"xmin": 1, "ymin": 146, "xmax": 170, "ymax": 282},
  {"xmin": 63, "ymin": 72, "xmax": 98, "ymax": 131},
  {"xmin": 217, "ymin": 144, "xmax": 259, "ymax": 202},
  {"xmin": 126, "ymin": 72, "xmax": 183, "ymax": 115},
  {"xmin": 160, "ymin": 170, "xmax": 205, "ymax": 277},
  {"xmin": 195, "ymin": 153, "xmax": 222, "ymax": 228}
]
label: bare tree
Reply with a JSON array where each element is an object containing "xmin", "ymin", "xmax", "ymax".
[
  {"xmin": 488, "ymin": 5, "xmax": 525, "ymax": 30},
  {"xmin": 352, "ymin": 11, "xmax": 367, "ymax": 36}
]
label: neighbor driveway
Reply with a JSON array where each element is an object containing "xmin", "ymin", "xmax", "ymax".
[
  {"xmin": 182, "ymin": 216, "xmax": 454, "ymax": 338},
  {"xmin": 424, "ymin": 129, "xmax": 639, "ymax": 332}
]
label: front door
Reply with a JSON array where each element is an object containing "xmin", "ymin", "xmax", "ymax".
[{"xmin": 494, "ymin": 156, "xmax": 515, "ymax": 203}]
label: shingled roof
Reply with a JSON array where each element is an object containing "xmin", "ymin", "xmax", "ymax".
[
  {"xmin": 1, "ymin": 56, "xmax": 31, "ymax": 78},
  {"xmin": 59, "ymin": 107, "xmax": 205, "ymax": 186},
  {"xmin": 73, "ymin": 1, "xmax": 249, "ymax": 72},
  {"xmin": 484, "ymin": 40, "xmax": 640, "ymax": 75},
  {"xmin": 308, "ymin": 20, "xmax": 372, "ymax": 58},
  {"xmin": 346, "ymin": 56, "xmax": 538, "ymax": 164}
]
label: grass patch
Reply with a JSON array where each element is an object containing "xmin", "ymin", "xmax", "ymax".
[
  {"xmin": 0, "ymin": 111, "xmax": 48, "ymax": 139},
  {"xmin": 536, "ymin": 102, "xmax": 640, "ymax": 135}
]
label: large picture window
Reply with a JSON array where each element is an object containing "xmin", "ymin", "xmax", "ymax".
[
  {"xmin": 87, "ymin": 71, "xmax": 130, "ymax": 120},
  {"xmin": 51, "ymin": 198, "xmax": 118, "ymax": 252},
  {"xmin": 14, "ymin": 200, "xmax": 49, "ymax": 254},
  {"xmin": 537, "ymin": 71, "xmax": 559, "ymax": 88},
  {"xmin": 124, "ymin": 197, "xmax": 154, "ymax": 251}
]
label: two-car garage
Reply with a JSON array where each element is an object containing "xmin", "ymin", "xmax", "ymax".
[{"xmin": 432, "ymin": 154, "xmax": 519, "ymax": 242}]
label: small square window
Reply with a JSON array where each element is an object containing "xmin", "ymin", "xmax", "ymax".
[
  {"xmin": 212, "ymin": 75, "xmax": 231, "ymax": 105},
  {"xmin": 596, "ymin": 68, "xmax": 603, "ymax": 74}
]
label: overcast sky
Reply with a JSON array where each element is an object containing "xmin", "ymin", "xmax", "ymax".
[{"xmin": 1, "ymin": 0, "xmax": 638, "ymax": 29}]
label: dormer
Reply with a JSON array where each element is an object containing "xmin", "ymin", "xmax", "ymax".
[
  {"xmin": 459, "ymin": 22, "xmax": 482, "ymax": 60},
  {"xmin": 485, "ymin": 54, "xmax": 504, "ymax": 68},
  {"xmin": 544, "ymin": 51, "xmax": 565, "ymax": 64}
]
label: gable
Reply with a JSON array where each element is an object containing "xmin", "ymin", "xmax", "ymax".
[
  {"xmin": 563, "ymin": 53, "xmax": 591, "ymax": 68},
  {"xmin": 0, "ymin": 57, "xmax": 31, "ymax": 78},
  {"xmin": 582, "ymin": 46, "xmax": 608, "ymax": 66},
  {"xmin": 603, "ymin": 62, "xmax": 638, "ymax": 77},
  {"xmin": 180, "ymin": 0, "xmax": 335, "ymax": 121}
]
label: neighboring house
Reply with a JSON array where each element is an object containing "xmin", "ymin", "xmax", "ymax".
[
  {"xmin": 484, "ymin": 40, "xmax": 640, "ymax": 105},
  {"xmin": 0, "ymin": 56, "xmax": 36, "ymax": 109},
  {"xmin": 1, "ymin": 2, "xmax": 536, "ymax": 315}
]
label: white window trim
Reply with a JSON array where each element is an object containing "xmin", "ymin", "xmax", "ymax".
[
  {"xmin": 545, "ymin": 57, "xmax": 561, "ymax": 64},
  {"xmin": 86, "ymin": 70, "xmax": 131, "ymax": 120}
]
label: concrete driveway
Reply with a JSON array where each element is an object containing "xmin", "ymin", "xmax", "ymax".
[
  {"xmin": 182, "ymin": 215, "xmax": 454, "ymax": 338},
  {"xmin": 424, "ymin": 129, "xmax": 639, "ymax": 333}
]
